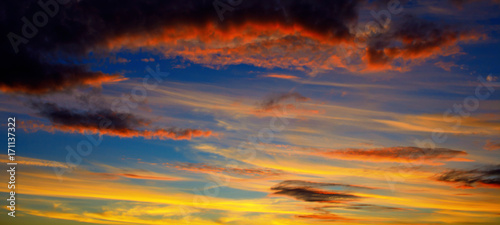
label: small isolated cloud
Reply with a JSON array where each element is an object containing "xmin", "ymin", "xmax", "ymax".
[
  {"xmin": 260, "ymin": 74, "xmax": 300, "ymax": 80},
  {"xmin": 254, "ymin": 92, "xmax": 319, "ymax": 117},
  {"xmin": 486, "ymin": 74, "xmax": 499, "ymax": 82},
  {"xmin": 258, "ymin": 92, "xmax": 309, "ymax": 111},
  {"xmin": 437, "ymin": 165, "xmax": 500, "ymax": 188},
  {"xmin": 434, "ymin": 61, "xmax": 459, "ymax": 71},
  {"xmin": 141, "ymin": 58, "xmax": 155, "ymax": 62},
  {"xmin": 271, "ymin": 187, "xmax": 360, "ymax": 203},
  {"xmin": 484, "ymin": 140, "xmax": 500, "ymax": 151},
  {"xmin": 116, "ymin": 57, "xmax": 131, "ymax": 63},
  {"xmin": 270, "ymin": 180, "xmax": 371, "ymax": 203},
  {"xmin": 0, "ymin": 156, "xmax": 69, "ymax": 168}
]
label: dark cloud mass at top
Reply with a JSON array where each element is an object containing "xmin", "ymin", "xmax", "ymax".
[
  {"xmin": 1, "ymin": 0, "xmax": 486, "ymax": 94},
  {"xmin": 1, "ymin": 0, "xmax": 363, "ymax": 94}
]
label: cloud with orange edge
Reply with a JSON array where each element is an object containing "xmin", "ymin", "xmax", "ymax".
[
  {"xmin": 270, "ymin": 180, "xmax": 374, "ymax": 203},
  {"xmin": 21, "ymin": 101, "xmax": 214, "ymax": 140},
  {"xmin": 315, "ymin": 147, "xmax": 471, "ymax": 165},
  {"xmin": 264, "ymin": 144, "xmax": 471, "ymax": 165},
  {"xmin": 0, "ymin": 72, "xmax": 126, "ymax": 95},
  {"xmin": 1, "ymin": 0, "xmax": 489, "ymax": 98},
  {"xmin": 362, "ymin": 15, "xmax": 485, "ymax": 72}
]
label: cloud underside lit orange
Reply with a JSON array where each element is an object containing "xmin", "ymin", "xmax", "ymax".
[
  {"xmin": 101, "ymin": 21, "xmax": 483, "ymax": 74},
  {"xmin": 19, "ymin": 121, "xmax": 214, "ymax": 140},
  {"xmin": 267, "ymin": 144, "xmax": 471, "ymax": 165},
  {"xmin": 0, "ymin": 73, "xmax": 125, "ymax": 95},
  {"xmin": 261, "ymin": 74, "xmax": 300, "ymax": 80}
]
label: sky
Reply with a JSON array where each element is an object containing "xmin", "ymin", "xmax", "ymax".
[{"xmin": 1, "ymin": 0, "xmax": 500, "ymax": 224}]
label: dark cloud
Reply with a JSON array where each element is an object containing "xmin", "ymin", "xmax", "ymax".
[
  {"xmin": 437, "ymin": 165, "xmax": 500, "ymax": 188},
  {"xmin": 29, "ymin": 101, "xmax": 145, "ymax": 131},
  {"xmin": 23, "ymin": 101, "xmax": 214, "ymax": 140},
  {"xmin": 1, "ymin": 0, "xmax": 364, "ymax": 94},
  {"xmin": 271, "ymin": 187, "xmax": 360, "ymax": 203},
  {"xmin": 270, "ymin": 180, "xmax": 373, "ymax": 203},
  {"xmin": 164, "ymin": 162, "xmax": 284, "ymax": 177},
  {"xmin": 1, "ymin": 0, "xmax": 486, "ymax": 95},
  {"xmin": 0, "ymin": 61, "xmax": 124, "ymax": 95},
  {"xmin": 273, "ymin": 181, "xmax": 409, "ymax": 220},
  {"xmin": 363, "ymin": 15, "xmax": 482, "ymax": 71},
  {"xmin": 257, "ymin": 92, "xmax": 309, "ymax": 112}
]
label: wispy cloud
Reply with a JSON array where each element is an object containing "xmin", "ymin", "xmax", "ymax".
[
  {"xmin": 437, "ymin": 165, "xmax": 500, "ymax": 188},
  {"xmin": 364, "ymin": 15, "xmax": 484, "ymax": 72},
  {"xmin": 265, "ymin": 144, "xmax": 470, "ymax": 164},
  {"xmin": 484, "ymin": 140, "xmax": 500, "ymax": 151},
  {"xmin": 254, "ymin": 92, "xmax": 319, "ymax": 117},
  {"xmin": 260, "ymin": 74, "xmax": 300, "ymax": 80},
  {"xmin": 0, "ymin": 156, "xmax": 69, "ymax": 168},
  {"xmin": 435, "ymin": 61, "xmax": 459, "ymax": 71},
  {"xmin": 317, "ymin": 147, "xmax": 470, "ymax": 164},
  {"xmin": 165, "ymin": 162, "xmax": 284, "ymax": 177}
]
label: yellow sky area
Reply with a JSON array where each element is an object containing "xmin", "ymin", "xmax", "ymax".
[
  {"xmin": 1, "ymin": 167, "xmax": 315, "ymax": 216},
  {"xmin": 2, "ymin": 155, "xmax": 499, "ymax": 225},
  {"xmin": 357, "ymin": 192, "xmax": 500, "ymax": 213}
]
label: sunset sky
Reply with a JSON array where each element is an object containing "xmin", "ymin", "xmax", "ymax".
[{"xmin": 1, "ymin": 0, "xmax": 500, "ymax": 224}]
